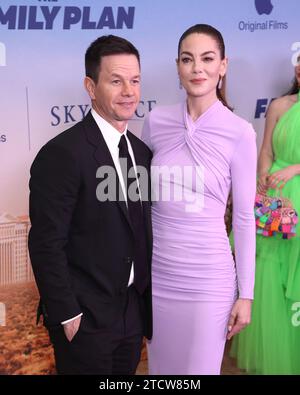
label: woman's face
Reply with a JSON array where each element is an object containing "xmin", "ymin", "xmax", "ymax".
[
  {"xmin": 295, "ymin": 55, "xmax": 300, "ymax": 87},
  {"xmin": 177, "ymin": 33, "xmax": 227, "ymax": 101}
]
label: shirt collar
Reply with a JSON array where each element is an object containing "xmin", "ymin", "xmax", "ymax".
[{"xmin": 91, "ymin": 108, "xmax": 128, "ymax": 150}]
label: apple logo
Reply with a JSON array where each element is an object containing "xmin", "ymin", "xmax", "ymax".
[{"xmin": 255, "ymin": 0, "xmax": 273, "ymax": 15}]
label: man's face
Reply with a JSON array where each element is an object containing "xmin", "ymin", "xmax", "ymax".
[{"xmin": 85, "ymin": 54, "xmax": 141, "ymax": 132}]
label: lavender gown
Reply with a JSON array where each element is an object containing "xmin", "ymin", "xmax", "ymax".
[{"xmin": 142, "ymin": 100, "xmax": 257, "ymax": 375}]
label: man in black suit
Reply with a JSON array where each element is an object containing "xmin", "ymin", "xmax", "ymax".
[{"xmin": 28, "ymin": 35, "xmax": 152, "ymax": 375}]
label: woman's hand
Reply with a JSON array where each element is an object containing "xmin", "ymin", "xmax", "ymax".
[
  {"xmin": 257, "ymin": 173, "xmax": 269, "ymax": 194},
  {"xmin": 267, "ymin": 165, "xmax": 299, "ymax": 189},
  {"xmin": 227, "ymin": 298, "xmax": 252, "ymax": 340}
]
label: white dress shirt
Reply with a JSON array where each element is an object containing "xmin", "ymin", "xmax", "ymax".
[{"xmin": 62, "ymin": 109, "xmax": 139, "ymax": 325}]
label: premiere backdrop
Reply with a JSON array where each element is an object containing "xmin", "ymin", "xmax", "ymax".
[{"xmin": 0, "ymin": 0, "xmax": 299, "ymax": 374}]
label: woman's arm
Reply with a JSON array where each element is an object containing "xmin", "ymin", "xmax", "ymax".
[
  {"xmin": 257, "ymin": 100, "xmax": 279, "ymax": 193},
  {"xmin": 231, "ymin": 125, "xmax": 257, "ymax": 300},
  {"xmin": 227, "ymin": 124, "xmax": 257, "ymax": 339},
  {"xmin": 258, "ymin": 98, "xmax": 300, "ymax": 190}
]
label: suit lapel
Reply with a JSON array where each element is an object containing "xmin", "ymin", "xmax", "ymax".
[
  {"xmin": 83, "ymin": 111, "xmax": 132, "ymax": 231},
  {"xmin": 127, "ymin": 132, "xmax": 150, "ymax": 210},
  {"xmin": 127, "ymin": 132, "xmax": 153, "ymax": 250}
]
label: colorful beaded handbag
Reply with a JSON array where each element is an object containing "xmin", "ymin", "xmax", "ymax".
[{"xmin": 255, "ymin": 191, "xmax": 298, "ymax": 239}]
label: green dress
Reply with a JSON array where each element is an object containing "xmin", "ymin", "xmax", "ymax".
[{"xmin": 231, "ymin": 91, "xmax": 300, "ymax": 374}]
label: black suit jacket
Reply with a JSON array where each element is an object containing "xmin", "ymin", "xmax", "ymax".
[{"xmin": 28, "ymin": 111, "xmax": 153, "ymax": 339}]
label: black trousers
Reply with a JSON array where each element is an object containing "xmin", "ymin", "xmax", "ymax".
[{"xmin": 48, "ymin": 286, "xmax": 144, "ymax": 375}]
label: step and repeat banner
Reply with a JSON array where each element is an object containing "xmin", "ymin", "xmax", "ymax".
[{"xmin": 0, "ymin": 0, "xmax": 299, "ymax": 374}]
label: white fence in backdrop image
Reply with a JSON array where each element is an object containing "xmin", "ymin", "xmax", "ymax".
[{"xmin": 0, "ymin": 303, "xmax": 6, "ymax": 326}]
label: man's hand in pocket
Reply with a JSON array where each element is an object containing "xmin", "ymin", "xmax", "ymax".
[{"xmin": 63, "ymin": 315, "xmax": 82, "ymax": 342}]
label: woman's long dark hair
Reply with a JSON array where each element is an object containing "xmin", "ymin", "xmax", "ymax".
[
  {"xmin": 285, "ymin": 77, "xmax": 299, "ymax": 96},
  {"xmin": 178, "ymin": 24, "xmax": 232, "ymax": 110}
]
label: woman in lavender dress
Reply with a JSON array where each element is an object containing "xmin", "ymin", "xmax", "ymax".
[{"xmin": 142, "ymin": 24, "xmax": 257, "ymax": 375}]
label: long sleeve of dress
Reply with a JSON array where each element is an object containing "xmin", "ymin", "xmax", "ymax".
[{"xmin": 231, "ymin": 126, "xmax": 257, "ymax": 299}]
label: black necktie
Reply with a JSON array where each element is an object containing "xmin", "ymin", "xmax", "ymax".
[{"xmin": 118, "ymin": 134, "xmax": 149, "ymax": 294}]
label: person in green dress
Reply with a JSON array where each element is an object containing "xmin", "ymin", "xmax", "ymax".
[{"xmin": 231, "ymin": 56, "xmax": 300, "ymax": 374}]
